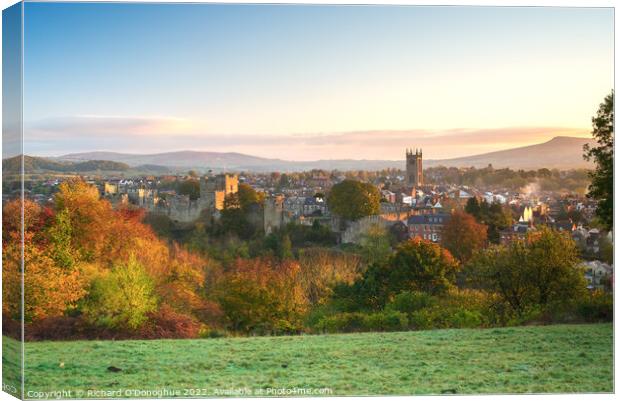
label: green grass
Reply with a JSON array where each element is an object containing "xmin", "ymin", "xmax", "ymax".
[
  {"xmin": 8, "ymin": 323, "xmax": 613, "ymax": 398},
  {"xmin": 2, "ymin": 332, "xmax": 22, "ymax": 398}
]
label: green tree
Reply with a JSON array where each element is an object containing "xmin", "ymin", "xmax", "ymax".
[
  {"xmin": 218, "ymin": 207, "xmax": 254, "ymax": 239},
  {"xmin": 599, "ymin": 234, "xmax": 613, "ymax": 265},
  {"xmin": 584, "ymin": 91, "xmax": 613, "ymax": 231},
  {"xmin": 278, "ymin": 174, "xmax": 290, "ymax": 189},
  {"xmin": 467, "ymin": 199, "xmax": 511, "ymax": 244},
  {"xmin": 468, "ymin": 227, "xmax": 586, "ymax": 316},
  {"xmin": 385, "ymin": 238, "xmax": 460, "ymax": 297},
  {"xmin": 327, "ymin": 179, "xmax": 381, "ymax": 221},
  {"xmin": 212, "ymin": 192, "xmax": 255, "ymax": 239},
  {"xmin": 46, "ymin": 208, "xmax": 77, "ymax": 269},
  {"xmin": 279, "ymin": 234, "xmax": 294, "ymax": 260},
  {"xmin": 465, "ymin": 197, "xmax": 481, "ymax": 218},
  {"xmin": 178, "ymin": 179, "xmax": 200, "ymax": 201},
  {"xmin": 359, "ymin": 224, "xmax": 392, "ymax": 266},
  {"xmin": 264, "ymin": 232, "xmax": 294, "ymax": 260},
  {"xmin": 237, "ymin": 183, "xmax": 264, "ymax": 212},
  {"xmin": 484, "ymin": 202, "xmax": 512, "ymax": 244},
  {"xmin": 333, "ymin": 238, "xmax": 459, "ymax": 312},
  {"xmin": 84, "ymin": 256, "xmax": 158, "ymax": 330}
]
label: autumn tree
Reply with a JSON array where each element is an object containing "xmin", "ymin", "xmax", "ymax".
[
  {"xmin": 22, "ymin": 246, "xmax": 85, "ymax": 322},
  {"xmin": 215, "ymin": 258, "xmax": 308, "ymax": 334},
  {"xmin": 583, "ymin": 91, "xmax": 613, "ymax": 231},
  {"xmin": 327, "ymin": 179, "xmax": 381, "ymax": 221},
  {"xmin": 156, "ymin": 244, "xmax": 208, "ymax": 315},
  {"xmin": 441, "ymin": 211, "xmax": 487, "ymax": 264},
  {"xmin": 3, "ymin": 179, "xmax": 217, "ymax": 339},
  {"xmin": 53, "ymin": 178, "xmax": 113, "ymax": 261},
  {"xmin": 297, "ymin": 248, "xmax": 362, "ymax": 306},
  {"xmin": 2, "ymin": 199, "xmax": 85, "ymax": 322}
]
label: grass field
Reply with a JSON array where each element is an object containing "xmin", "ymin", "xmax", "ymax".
[{"xmin": 4, "ymin": 323, "xmax": 613, "ymax": 398}]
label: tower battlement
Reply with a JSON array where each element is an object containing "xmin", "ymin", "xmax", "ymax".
[{"xmin": 406, "ymin": 148, "xmax": 423, "ymax": 157}]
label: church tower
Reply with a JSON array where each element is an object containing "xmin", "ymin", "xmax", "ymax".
[{"xmin": 406, "ymin": 148, "xmax": 423, "ymax": 187}]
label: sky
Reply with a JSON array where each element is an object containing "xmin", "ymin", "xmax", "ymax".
[{"xmin": 18, "ymin": 3, "xmax": 614, "ymax": 160}]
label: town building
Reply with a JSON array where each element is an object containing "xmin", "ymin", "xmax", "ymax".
[{"xmin": 407, "ymin": 213, "xmax": 450, "ymax": 243}]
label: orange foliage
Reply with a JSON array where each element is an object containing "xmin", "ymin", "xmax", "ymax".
[
  {"xmin": 215, "ymin": 258, "xmax": 308, "ymax": 334},
  {"xmin": 2, "ymin": 199, "xmax": 86, "ymax": 321},
  {"xmin": 441, "ymin": 211, "xmax": 488, "ymax": 264},
  {"xmin": 157, "ymin": 244, "xmax": 208, "ymax": 315},
  {"xmin": 3, "ymin": 179, "xmax": 213, "ymax": 329}
]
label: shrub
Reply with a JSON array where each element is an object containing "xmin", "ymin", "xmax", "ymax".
[
  {"xmin": 24, "ymin": 316, "xmax": 82, "ymax": 341},
  {"xmin": 577, "ymin": 291, "xmax": 613, "ymax": 322},
  {"xmin": 313, "ymin": 311, "xmax": 409, "ymax": 333},
  {"xmin": 364, "ymin": 310, "xmax": 409, "ymax": 332},
  {"xmin": 199, "ymin": 328, "xmax": 228, "ymax": 339},
  {"xmin": 315, "ymin": 312, "xmax": 368, "ymax": 333},
  {"xmin": 304, "ymin": 303, "xmax": 339, "ymax": 330},
  {"xmin": 410, "ymin": 306, "xmax": 484, "ymax": 330},
  {"xmin": 139, "ymin": 304, "xmax": 202, "ymax": 339},
  {"xmin": 195, "ymin": 300, "xmax": 226, "ymax": 329},
  {"xmin": 502, "ymin": 305, "xmax": 547, "ymax": 326},
  {"xmin": 408, "ymin": 289, "xmax": 492, "ymax": 330},
  {"xmin": 386, "ymin": 291, "xmax": 434, "ymax": 314}
]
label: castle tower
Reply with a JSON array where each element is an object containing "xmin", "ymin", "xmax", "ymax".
[
  {"xmin": 199, "ymin": 176, "xmax": 208, "ymax": 200},
  {"xmin": 264, "ymin": 195, "xmax": 284, "ymax": 235},
  {"xmin": 406, "ymin": 148, "xmax": 423, "ymax": 187},
  {"xmin": 200, "ymin": 173, "xmax": 240, "ymax": 212}
]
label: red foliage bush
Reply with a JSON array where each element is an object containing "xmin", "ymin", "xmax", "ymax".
[
  {"xmin": 25, "ymin": 316, "xmax": 83, "ymax": 341},
  {"xmin": 16, "ymin": 304, "xmax": 202, "ymax": 341},
  {"xmin": 138, "ymin": 304, "xmax": 202, "ymax": 339},
  {"xmin": 2, "ymin": 315, "xmax": 22, "ymax": 339},
  {"xmin": 195, "ymin": 300, "xmax": 226, "ymax": 328}
]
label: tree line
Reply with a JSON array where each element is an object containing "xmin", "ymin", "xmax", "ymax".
[{"xmin": 2, "ymin": 180, "xmax": 610, "ymax": 341}]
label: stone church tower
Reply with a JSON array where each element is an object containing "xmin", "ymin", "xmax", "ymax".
[{"xmin": 406, "ymin": 148, "xmax": 423, "ymax": 187}]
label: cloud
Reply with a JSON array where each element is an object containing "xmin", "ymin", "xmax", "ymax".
[
  {"xmin": 27, "ymin": 115, "xmax": 192, "ymax": 138},
  {"xmin": 174, "ymin": 127, "xmax": 590, "ymax": 160},
  {"xmin": 23, "ymin": 120, "xmax": 590, "ymax": 161}
]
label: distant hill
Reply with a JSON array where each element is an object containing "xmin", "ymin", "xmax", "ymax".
[
  {"xmin": 2, "ymin": 155, "xmax": 131, "ymax": 174},
  {"xmin": 424, "ymin": 136, "xmax": 596, "ymax": 170},
  {"xmin": 29, "ymin": 136, "xmax": 596, "ymax": 173},
  {"xmin": 58, "ymin": 150, "xmax": 280, "ymax": 170}
]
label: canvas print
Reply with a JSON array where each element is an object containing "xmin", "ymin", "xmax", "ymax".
[{"xmin": 1, "ymin": 2, "xmax": 614, "ymax": 399}]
